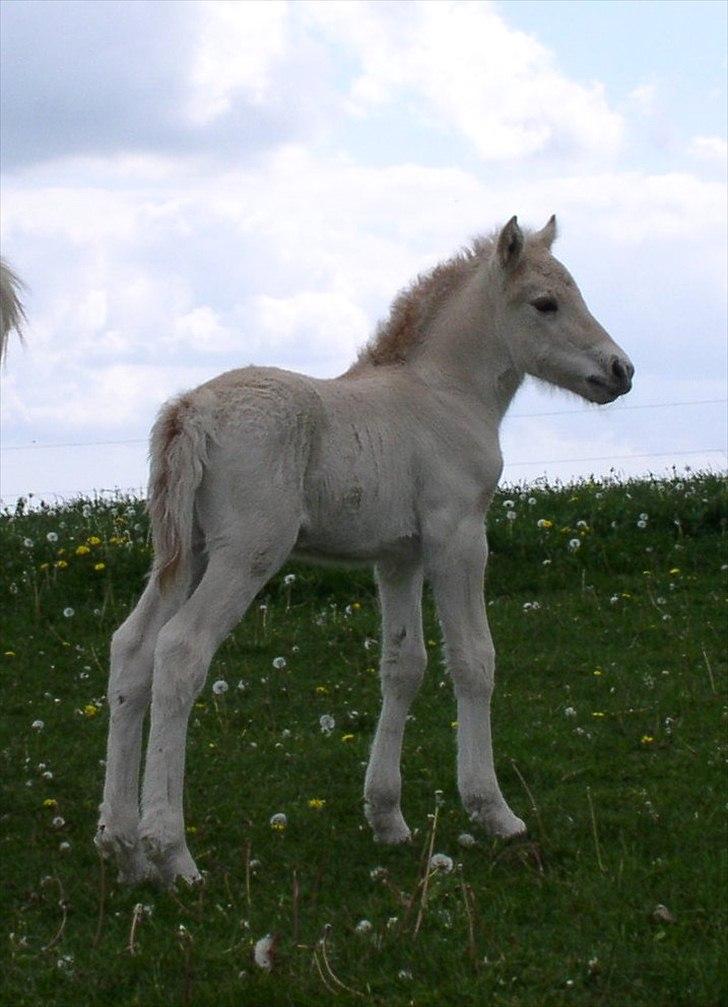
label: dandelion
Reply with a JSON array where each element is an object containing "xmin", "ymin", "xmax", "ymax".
[
  {"xmin": 23, "ymin": 538, "xmax": 34, "ymax": 548},
  {"xmin": 56, "ymin": 560, "xmax": 68, "ymax": 569},
  {"xmin": 56, "ymin": 953, "xmax": 74, "ymax": 972},
  {"xmin": 272, "ymin": 656, "xmax": 287, "ymax": 670},
  {"xmin": 269, "ymin": 812, "xmax": 287, "ymax": 830},
  {"xmin": 59, "ymin": 841, "xmax": 71, "ymax": 853},
  {"xmin": 253, "ymin": 933, "xmax": 276, "ymax": 971},
  {"xmin": 82, "ymin": 704, "xmax": 99, "ymax": 717},
  {"xmin": 307, "ymin": 798, "xmax": 326, "ymax": 810},
  {"xmin": 63, "ymin": 607, "xmax": 75, "ymax": 618},
  {"xmin": 564, "ymin": 707, "xmax": 577, "ymax": 718},
  {"xmin": 283, "ymin": 573, "xmax": 296, "ymax": 586},
  {"xmin": 397, "ymin": 969, "xmax": 413, "ymax": 981},
  {"xmin": 576, "ymin": 520, "xmax": 589, "ymax": 530},
  {"xmin": 568, "ymin": 538, "xmax": 581, "ymax": 551},
  {"xmin": 370, "ymin": 866, "xmax": 387, "ymax": 880},
  {"xmin": 637, "ymin": 519, "xmax": 647, "ymax": 529},
  {"xmin": 429, "ymin": 853, "xmax": 454, "ymax": 873},
  {"xmin": 506, "ymin": 510, "xmax": 517, "ymax": 522},
  {"xmin": 341, "ymin": 733, "xmax": 355, "ymax": 742},
  {"xmin": 51, "ymin": 816, "xmax": 65, "ymax": 829},
  {"xmin": 457, "ymin": 832, "xmax": 476, "ymax": 848},
  {"xmin": 32, "ymin": 720, "xmax": 45, "ymax": 731},
  {"xmin": 43, "ymin": 798, "xmax": 57, "ymax": 807},
  {"xmin": 669, "ymin": 567, "xmax": 680, "ymax": 575},
  {"xmin": 355, "ymin": 919, "xmax": 373, "ymax": 934},
  {"xmin": 94, "ymin": 562, "xmax": 106, "ymax": 571},
  {"xmin": 641, "ymin": 735, "xmax": 655, "ymax": 745},
  {"xmin": 212, "ymin": 679, "xmax": 228, "ymax": 696},
  {"xmin": 503, "ymin": 499, "xmax": 515, "ymax": 509},
  {"xmin": 528, "ymin": 497, "xmax": 537, "ymax": 505},
  {"xmin": 46, "ymin": 532, "xmax": 58, "ymax": 543},
  {"xmin": 237, "ymin": 679, "xmax": 248, "ymax": 691},
  {"xmin": 537, "ymin": 519, "xmax": 553, "ymax": 529},
  {"xmin": 319, "ymin": 714, "xmax": 335, "ymax": 735},
  {"xmin": 87, "ymin": 536, "xmax": 101, "ymax": 546}
]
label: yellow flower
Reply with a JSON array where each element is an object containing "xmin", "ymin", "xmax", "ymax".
[
  {"xmin": 351, "ymin": 602, "xmax": 361, "ymax": 611},
  {"xmin": 39, "ymin": 562, "xmax": 49, "ymax": 571},
  {"xmin": 451, "ymin": 720, "xmax": 458, "ymax": 728},
  {"xmin": 641, "ymin": 735, "xmax": 654, "ymax": 745},
  {"xmin": 94, "ymin": 562, "xmax": 106, "ymax": 571},
  {"xmin": 427, "ymin": 639, "xmax": 438, "ymax": 647},
  {"xmin": 669, "ymin": 568, "xmax": 680, "ymax": 575},
  {"xmin": 87, "ymin": 536, "xmax": 102, "ymax": 546},
  {"xmin": 315, "ymin": 685, "xmax": 329, "ymax": 695},
  {"xmin": 43, "ymin": 798, "xmax": 58, "ymax": 808},
  {"xmin": 341, "ymin": 733, "xmax": 355, "ymax": 742},
  {"xmin": 109, "ymin": 535, "xmax": 124, "ymax": 546},
  {"xmin": 592, "ymin": 711, "xmax": 605, "ymax": 718},
  {"xmin": 593, "ymin": 669, "xmax": 603, "ymax": 676},
  {"xmin": 75, "ymin": 545, "xmax": 90, "ymax": 556},
  {"xmin": 4, "ymin": 651, "xmax": 16, "ymax": 657},
  {"xmin": 55, "ymin": 560, "xmax": 68, "ymax": 569},
  {"xmin": 186, "ymin": 825, "xmax": 197, "ymax": 835},
  {"xmin": 307, "ymin": 798, "xmax": 326, "ymax": 810},
  {"xmin": 83, "ymin": 704, "xmax": 99, "ymax": 717}
]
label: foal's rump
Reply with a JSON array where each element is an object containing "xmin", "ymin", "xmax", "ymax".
[{"xmin": 147, "ymin": 366, "xmax": 321, "ymax": 590}]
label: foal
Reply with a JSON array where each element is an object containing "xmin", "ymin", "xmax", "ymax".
[{"xmin": 97, "ymin": 216, "xmax": 634, "ymax": 885}]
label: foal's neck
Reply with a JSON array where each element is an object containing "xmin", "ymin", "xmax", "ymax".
[{"xmin": 413, "ymin": 266, "xmax": 523, "ymax": 424}]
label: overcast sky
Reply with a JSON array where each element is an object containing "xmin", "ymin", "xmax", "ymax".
[{"xmin": 1, "ymin": 0, "xmax": 726, "ymax": 505}]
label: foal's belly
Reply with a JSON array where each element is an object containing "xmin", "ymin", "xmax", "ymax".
[{"xmin": 294, "ymin": 498, "xmax": 419, "ymax": 566}]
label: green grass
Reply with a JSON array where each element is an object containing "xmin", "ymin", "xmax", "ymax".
[{"xmin": 1, "ymin": 473, "xmax": 726, "ymax": 1006}]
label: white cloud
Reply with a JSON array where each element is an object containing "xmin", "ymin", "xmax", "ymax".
[
  {"xmin": 187, "ymin": 1, "xmax": 289, "ymax": 124},
  {"xmin": 307, "ymin": 0, "xmax": 623, "ymax": 163},
  {"xmin": 688, "ymin": 135, "xmax": 728, "ymax": 165}
]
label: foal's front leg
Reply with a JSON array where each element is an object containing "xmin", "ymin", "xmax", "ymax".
[
  {"xmin": 364, "ymin": 561, "xmax": 426, "ymax": 843},
  {"xmin": 428, "ymin": 520, "xmax": 525, "ymax": 838}
]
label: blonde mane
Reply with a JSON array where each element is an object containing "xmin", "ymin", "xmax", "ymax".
[{"xmin": 352, "ymin": 234, "xmax": 497, "ymax": 370}]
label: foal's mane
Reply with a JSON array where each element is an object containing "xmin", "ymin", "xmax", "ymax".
[{"xmin": 350, "ymin": 232, "xmax": 497, "ymax": 371}]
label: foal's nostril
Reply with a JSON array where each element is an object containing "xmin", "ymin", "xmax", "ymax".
[{"xmin": 610, "ymin": 356, "xmax": 633, "ymax": 387}]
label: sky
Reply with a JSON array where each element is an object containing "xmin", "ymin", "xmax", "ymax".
[{"xmin": 1, "ymin": 0, "xmax": 726, "ymax": 505}]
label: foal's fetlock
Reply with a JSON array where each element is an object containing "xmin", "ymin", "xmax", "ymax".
[{"xmin": 95, "ymin": 818, "xmax": 158, "ymax": 885}]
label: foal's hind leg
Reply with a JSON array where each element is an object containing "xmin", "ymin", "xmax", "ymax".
[
  {"xmin": 96, "ymin": 575, "xmax": 192, "ymax": 883},
  {"xmin": 365, "ymin": 560, "xmax": 427, "ymax": 844},
  {"xmin": 139, "ymin": 533, "xmax": 296, "ymax": 886}
]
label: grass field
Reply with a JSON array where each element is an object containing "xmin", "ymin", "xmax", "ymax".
[{"xmin": 1, "ymin": 472, "xmax": 726, "ymax": 1006}]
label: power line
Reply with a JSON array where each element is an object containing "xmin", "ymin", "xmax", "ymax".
[
  {"xmin": 3, "ymin": 449, "xmax": 725, "ymax": 502},
  {"xmin": 2, "ymin": 397, "xmax": 726, "ymax": 452}
]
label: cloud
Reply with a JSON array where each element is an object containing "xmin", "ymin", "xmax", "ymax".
[
  {"xmin": 688, "ymin": 135, "xmax": 728, "ymax": 165},
  {"xmin": 307, "ymin": 0, "xmax": 623, "ymax": 163}
]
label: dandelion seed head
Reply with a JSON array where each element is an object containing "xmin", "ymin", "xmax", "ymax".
[
  {"xmin": 355, "ymin": 919, "xmax": 373, "ymax": 934},
  {"xmin": 319, "ymin": 714, "xmax": 335, "ymax": 734},
  {"xmin": 272, "ymin": 656, "xmax": 287, "ymax": 670},
  {"xmin": 63, "ymin": 607, "xmax": 75, "ymax": 618},
  {"xmin": 429, "ymin": 852, "xmax": 454, "ymax": 873},
  {"xmin": 31, "ymin": 719, "xmax": 45, "ymax": 731}
]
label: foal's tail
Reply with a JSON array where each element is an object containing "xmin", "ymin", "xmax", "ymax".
[
  {"xmin": 0, "ymin": 259, "xmax": 26, "ymax": 365},
  {"xmin": 147, "ymin": 390, "xmax": 216, "ymax": 594}
]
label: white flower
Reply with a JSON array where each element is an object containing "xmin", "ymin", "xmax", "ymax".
[
  {"xmin": 429, "ymin": 852, "xmax": 454, "ymax": 873},
  {"xmin": 370, "ymin": 866, "xmax": 387, "ymax": 880},
  {"xmin": 272, "ymin": 656, "xmax": 287, "ymax": 670},
  {"xmin": 269, "ymin": 812, "xmax": 287, "ymax": 828},
  {"xmin": 576, "ymin": 520, "xmax": 588, "ymax": 529},
  {"xmin": 397, "ymin": 969, "xmax": 412, "ymax": 980},
  {"xmin": 46, "ymin": 532, "xmax": 58, "ymax": 543},
  {"xmin": 63, "ymin": 607, "xmax": 75, "ymax": 618},
  {"xmin": 31, "ymin": 720, "xmax": 44, "ymax": 731},
  {"xmin": 23, "ymin": 538, "xmax": 34, "ymax": 548},
  {"xmin": 536, "ymin": 519, "xmax": 550, "ymax": 529},
  {"xmin": 52, "ymin": 816, "xmax": 65, "ymax": 829},
  {"xmin": 211, "ymin": 679, "xmax": 228, "ymax": 695},
  {"xmin": 609, "ymin": 594, "xmax": 620, "ymax": 604},
  {"xmin": 506, "ymin": 510, "xmax": 517, "ymax": 522},
  {"xmin": 637, "ymin": 519, "xmax": 647, "ymax": 529},
  {"xmin": 542, "ymin": 558, "xmax": 551, "ymax": 566},
  {"xmin": 59, "ymin": 841, "xmax": 71, "ymax": 853},
  {"xmin": 528, "ymin": 497, "xmax": 537, "ymax": 506},
  {"xmin": 639, "ymin": 513, "xmax": 648, "ymax": 522},
  {"xmin": 567, "ymin": 538, "xmax": 581, "ymax": 551},
  {"xmin": 457, "ymin": 832, "xmax": 476, "ymax": 848},
  {"xmin": 503, "ymin": 499, "xmax": 515, "ymax": 508},
  {"xmin": 564, "ymin": 706, "xmax": 577, "ymax": 718},
  {"xmin": 355, "ymin": 919, "xmax": 373, "ymax": 934},
  {"xmin": 283, "ymin": 573, "xmax": 296, "ymax": 586},
  {"xmin": 319, "ymin": 714, "xmax": 335, "ymax": 735},
  {"xmin": 253, "ymin": 933, "xmax": 276, "ymax": 971}
]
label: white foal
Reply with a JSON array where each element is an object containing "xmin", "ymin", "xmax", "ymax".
[{"xmin": 96, "ymin": 216, "xmax": 634, "ymax": 885}]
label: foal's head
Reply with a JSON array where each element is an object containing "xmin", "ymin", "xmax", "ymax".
[{"xmin": 493, "ymin": 216, "xmax": 634, "ymax": 404}]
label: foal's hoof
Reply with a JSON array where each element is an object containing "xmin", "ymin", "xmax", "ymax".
[
  {"xmin": 366, "ymin": 806, "xmax": 412, "ymax": 845},
  {"xmin": 95, "ymin": 823, "xmax": 159, "ymax": 885},
  {"xmin": 469, "ymin": 804, "xmax": 527, "ymax": 840},
  {"xmin": 140, "ymin": 834, "xmax": 202, "ymax": 889}
]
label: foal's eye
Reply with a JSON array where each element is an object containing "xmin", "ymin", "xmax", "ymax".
[{"xmin": 532, "ymin": 296, "xmax": 558, "ymax": 314}]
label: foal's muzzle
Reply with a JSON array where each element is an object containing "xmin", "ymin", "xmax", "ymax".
[{"xmin": 587, "ymin": 354, "xmax": 634, "ymax": 400}]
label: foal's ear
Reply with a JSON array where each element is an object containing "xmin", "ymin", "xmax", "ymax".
[
  {"xmin": 497, "ymin": 216, "xmax": 524, "ymax": 271},
  {"xmin": 537, "ymin": 214, "xmax": 558, "ymax": 249}
]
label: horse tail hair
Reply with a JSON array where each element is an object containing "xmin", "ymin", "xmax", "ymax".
[
  {"xmin": 0, "ymin": 259, "xmax": 26, "ymax": 365},
  {"xmin": 147, "ymin": 390, "xmax": 215, "ymax": 594}
]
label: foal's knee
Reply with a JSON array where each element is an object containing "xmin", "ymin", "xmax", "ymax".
[
  {"xmin": 450, "ymin": 642, "xmax": 495, "ymax": 701},
  {"xmin": 382, "ymin": 643, "xmax": 427, "ymax": 700}
]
